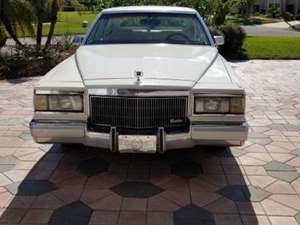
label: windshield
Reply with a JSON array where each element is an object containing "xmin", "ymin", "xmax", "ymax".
[{"xmin": 86, "ymin": 13, "xmax": 210, "ymax": 45}]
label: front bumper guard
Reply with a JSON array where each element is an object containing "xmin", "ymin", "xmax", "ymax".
[{"xmin": 30, "ymin": 120, "xmax": 248, "ymax": 153}]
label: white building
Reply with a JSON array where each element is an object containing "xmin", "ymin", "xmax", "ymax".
[{"xmin": 254, "ymin": 0, "xmax": 300, "ymax": 14}]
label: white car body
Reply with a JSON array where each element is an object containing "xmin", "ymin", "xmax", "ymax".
[{"xmin": 30, "ymin": 6, "xmax": 248, "ymax": 153}]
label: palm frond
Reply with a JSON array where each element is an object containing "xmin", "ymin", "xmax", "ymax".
[{"xmin": 0, "ymin": 0, "xmax": 35, "ymax": 37}]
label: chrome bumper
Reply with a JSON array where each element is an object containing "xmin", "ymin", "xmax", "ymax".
[{"xmin": 30, "ymin": 120, "xmax": 248, "ymax": 153}]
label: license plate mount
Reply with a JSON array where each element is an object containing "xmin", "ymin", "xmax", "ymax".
[{"xmin": 118, "ymin": 135, "xmax": 157, "ymax": 153}]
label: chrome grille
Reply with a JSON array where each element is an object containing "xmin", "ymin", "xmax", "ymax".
[{"xmin": 90, "ymin": 96, "xmax": 188, "ymax": 129}]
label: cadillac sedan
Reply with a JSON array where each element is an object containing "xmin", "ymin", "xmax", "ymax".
[{"xmin": 30, "ymin": 6, "xmax": 248, "ymax": 153}]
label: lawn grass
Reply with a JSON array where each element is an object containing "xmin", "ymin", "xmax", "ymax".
[
  {"xmin": 244, "ymin": 36, "xmax": 300, "ymax": 59},
  {"xmin": 226, "ymin": 15, "xmax": 281, "ymax": 25},
  {"xmin": 52, "ymin": 11, "xmax": 97, "ymax": 35},
  {"xmin": 17, "ymin": 11, "xmax": 97, "ymax": 37}
]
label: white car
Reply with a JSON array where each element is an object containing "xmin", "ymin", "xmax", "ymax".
[{"xmin": 30, "ymin": 6, "xmax": 248, "ymax": 153}]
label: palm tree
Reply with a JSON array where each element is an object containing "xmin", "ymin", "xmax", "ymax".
[
  {"xmin": 27, "ymin": 0, "xmax": 50, "ymax": 51},
  {"xmin": 0, "ymin": 0, "xmax": 34, "ymax": 46},
  {"xmin": 28, "ymin": 0, "xmax": 64, "ymax": 51},
  {"xmin": 45, "ymin": 0, "xmax": 63, "ymax": 49}
]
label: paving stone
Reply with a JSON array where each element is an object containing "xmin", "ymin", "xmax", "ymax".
[
  {"xmin": 89, "ymin": 210, "xmax": 119, "ymax": 225},
  {"xmin": 214, "ymin": 214, "xmax": 243, "ymax": 225},
  {"xmin": 285, "ymin": 124, "xmax": 300, "ymax": 132},
  {"xmin": 0, "ymin": 155, "xmax": 17, "ymax": 172},
  {"xmin": 0, "ymin": 208, "xmax": 27, "ymax": 224},
  {"xmin": 217, "ymin": 185, "xmax": 271, "ymax": 202},
  {"xmin": 77, "ymin": 157, "xmax": 110, "ymax": 176},
  {"xmin": 121, "ymin": 197, "xmax": 147, "ymax": 211},
  {"xmin": 212, "ymin": 148, "xmax": 245, "ymax": 158},
  {"xmin": 147, "ymin": 212, "xmax": 173, "ymax": 225},
  {"xmin": 118, "ymin": 211, "xmax": 146, "ymax": 225},
  {"xmin": 270, "ymin": 124, "xmax": 287, "ymax": 131},
  {"xmin": 19, "ymin": 131, "xmax": 33, "ymax": 141},
  {"xmin": 173, "ymin": 204, "xmax": 215, "ymax": 225},
  {"xmin": 265, "ymin": 180, "xmax": 297, "ymax": 194},
  {"xmin": 148, "ymin": 195, "xmax": 180, "ymax": 212},
  {"xmin": 171, "ymin": 161, "xmax": 203, "ymax": 179},
  {"xmin": 48, "ymin": 201, "xmax": 93, "ymax": 225},
  {"xmin": 261, "ymin": 199, "xmax": 298, "ymax": 216},
  {"xmin": 241, "ymin": 215, "xmax": 271, "ymax": 225},
  {"xmin": 21, "ymin": 209, "xmax": 53, "ymax": 224},
  {"xmin": 291, "ymin": 149, "xmax": 300, "ymax": 157},
  {"xmin": 270, "ymin": 195, "xmax": 300, "ymax": 211},
  {"xmin": 0, "ymin": 155, "xmax": 17, "ymax": 165},
  {"xmin": 90, "ymin": 193, "xmax": 122, "ymax": 211},
  {"xmin": 248, "ymin": 132, "xmax": 269, "ymax": 139},
  {"xmin": 264, "ymin": 161, "xmax": 296, "ymax": 171},
  {"xmin": 217, "ymin": 185, "xmax": 249, "ymax": 202},
  {"xmin": 269, "ymin": 216, "xmax": 299, "ymax": 225},
  {"xmin": 267, "ymin": 171, "xmax": 299, "ymax": 183},
  {"xmin": 230, "ymin": 148, "xmax": 247, "ymax": 157},
  {"xmin": 0, "ymin": 173, "xmax": 13, "ymax": 186},
  {"xmin": 0, "ymin": 164, "xmax": 16, "ymax": 172},
  {"xmin": 5, "ymin": 180, "xmax": 57, "ymax": 196},
  {"xmin": 295, "ymin": 212, "xmax": 300, "ymax": 225},
  {"xmin": 248, "ymin": 138, "xmax": 272, "ymax": 146},
  {"xmin": 264, "ymin": 160, "xmax": 300, "ymax": 182},
  {"xmin": 111, "ymin": 181, "xmax": 163, "ymax": 198}
]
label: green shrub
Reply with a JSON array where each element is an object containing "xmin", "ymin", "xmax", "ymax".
[
  {"xmin": 0, "ymin": 44, "xmax": 77, "ymax": 79},
  {"xmin": 267, "ymin": 5, "xmax": 281, "ymax": 18},
  {"xmin": 213, "ymin": 24, "xmax": 246, "ymax": 59}
]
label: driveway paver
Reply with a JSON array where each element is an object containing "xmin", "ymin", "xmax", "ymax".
[{"xmin": 0, "ymin": 60, "xmax": 300, "ymax": 225}]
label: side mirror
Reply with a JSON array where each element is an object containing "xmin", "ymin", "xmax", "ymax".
[
  {"xmin": 72, "ymin": 35, "xmax": 85, "ymax": 45},
  {"xmin": 82, "ymin": 20, "xmax": 89, "ymax": 28},
  {"xmin": 214, "ymin": 35, "xmax": 225, "ymax": 46}
]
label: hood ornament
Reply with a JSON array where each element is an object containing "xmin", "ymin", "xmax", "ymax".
[{"xmin": 135, "ymin": 70, "xmax": 143, "ymax": 84}]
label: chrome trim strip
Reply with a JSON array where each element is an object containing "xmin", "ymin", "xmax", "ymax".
[
  {"xmin": 193, "ymin": 93, "xmax": 243, "ymax": 97},
  {"xmin": 191, "ymin": 121, "xmax": 246, "ymax": 126},
  {"xmin": 88, "ymin": 88, "xmax": 190, "ymax": 96},
  {"xmin": 35, "ymin": 90, "xmax": 84, "ymax": 95},
  {"xmin": 192, "ymin": 124, "xmax": 248, "ymax": 133}
]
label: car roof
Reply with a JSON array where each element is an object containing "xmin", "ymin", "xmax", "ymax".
[{"xmin": 101, "ymin": 6, "xmax": 197, "ymax": 14}]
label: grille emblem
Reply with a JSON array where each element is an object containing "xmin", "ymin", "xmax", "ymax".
[
  {"xmin": 135, "ymin": 70, "xmax": 143, "ymax": 84},
  {"xmin": 170, "ymin": 118, "xmax": 184, "ymax": 124}
]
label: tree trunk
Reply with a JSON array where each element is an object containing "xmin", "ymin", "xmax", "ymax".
[
  {"xmin": 44, "ymin": 21, "xmax": 56, "ymax": 50},
  {"xmin": 3, "ymin": 22, "xmax": 23, "ymax": 46},
  {"xmin": 0, "ymin": 14, "xmax": 23, "ymax": 46},
  {"xmin": 44, "ymin": 0, "xmax": 59, "ymax": 50},
  {"xmin": 36, "ymin": 21, "xmax": 43, "ymax": 51}
]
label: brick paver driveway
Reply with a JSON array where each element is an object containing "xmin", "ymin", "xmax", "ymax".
[{"xmin": 0, "ymin": 60, "xmax": 300, "ymax": 225}]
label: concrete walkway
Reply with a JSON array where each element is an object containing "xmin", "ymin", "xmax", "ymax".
[
  {"xmin": 243, "ymin": 20, "xmax": 300, "ymax": 36},
  {"xmin": 260, "ymin": 20, "xmax": 300, "ymax": 28}
]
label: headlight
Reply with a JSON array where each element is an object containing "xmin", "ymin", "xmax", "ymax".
[
  {"xmin": 194, "ymin": 96, "xmax": 244, "ymax": 114},
  {"xmin": 34, "ymin": 94, "xmax": 83, "ymax": 112}
]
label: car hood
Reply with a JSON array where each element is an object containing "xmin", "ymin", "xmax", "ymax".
[{"xmin": 75, "ymin": 44, "xmax": 219, "ymax": 88}]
